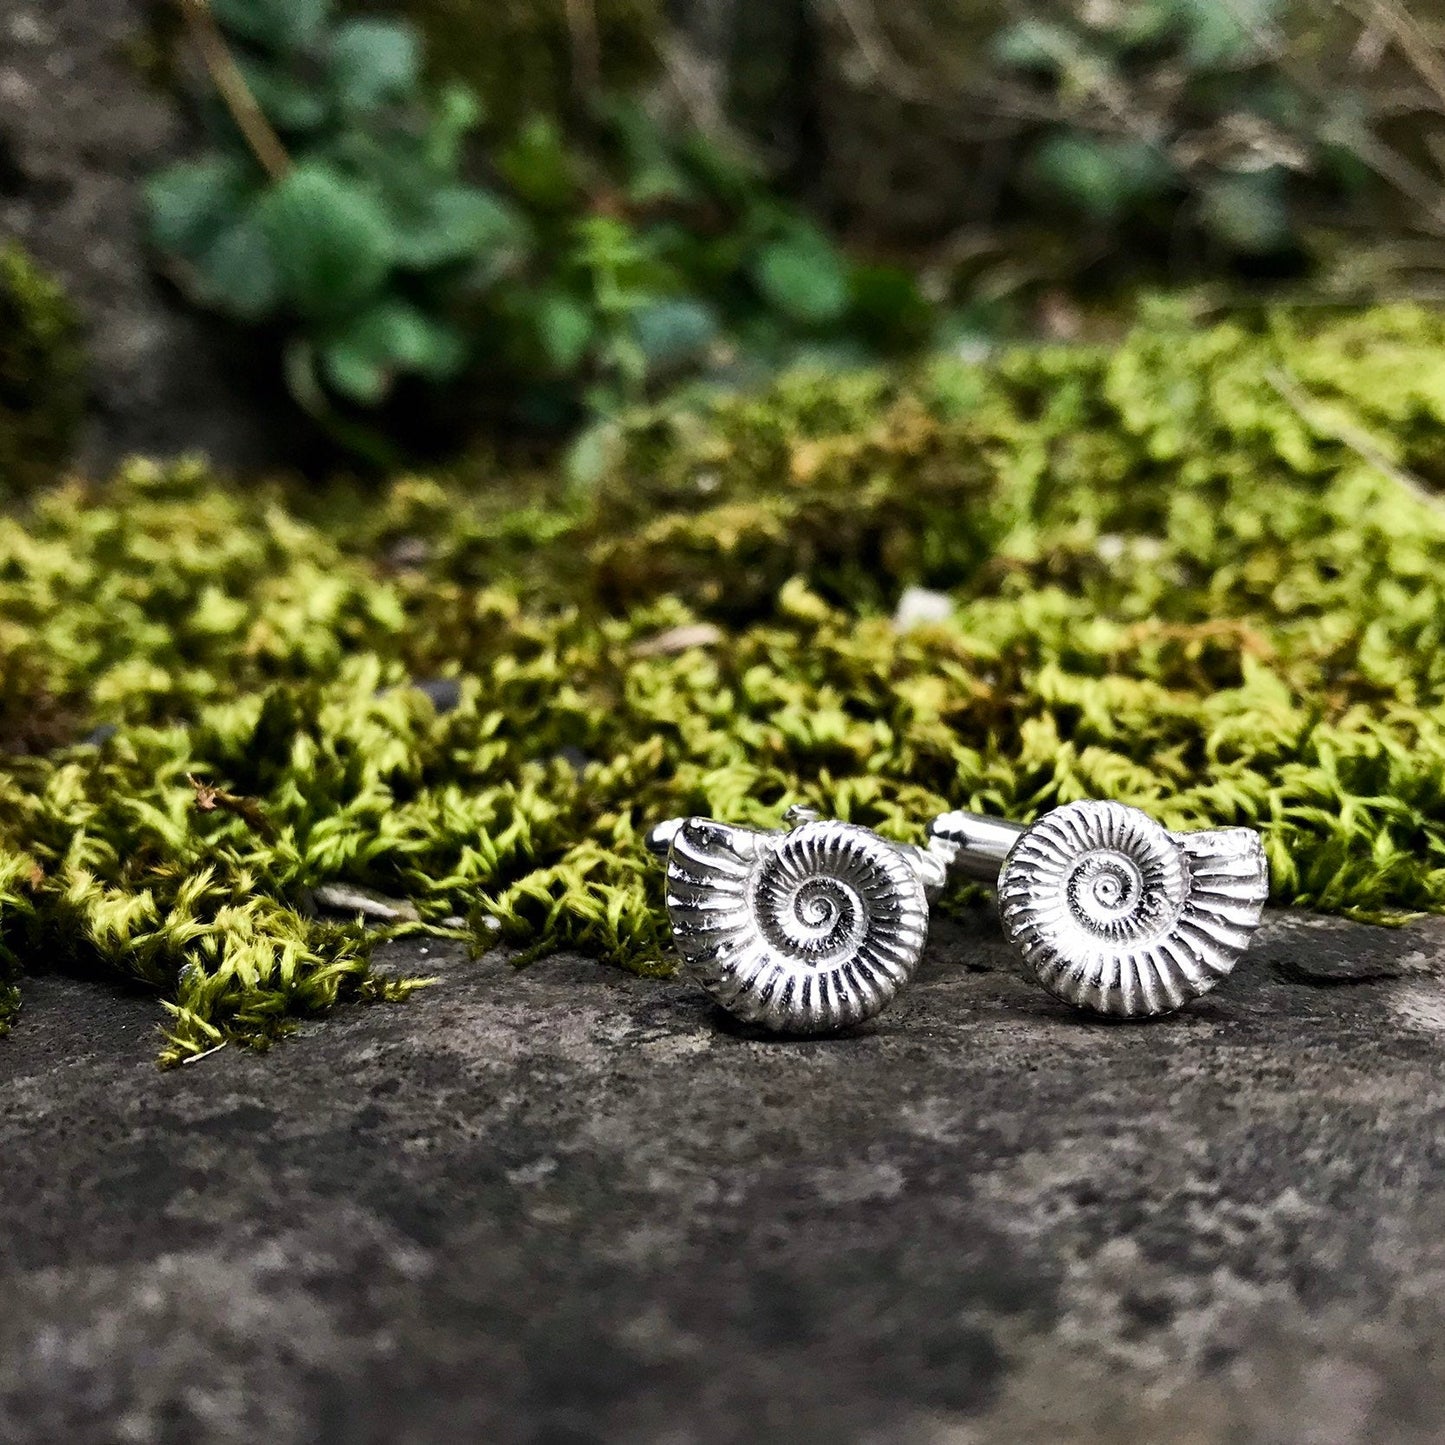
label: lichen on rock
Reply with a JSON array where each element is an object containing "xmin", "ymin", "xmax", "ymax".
[{"xmin": 0, "ymin": 246, "xmax": 85, "ymax": 497}]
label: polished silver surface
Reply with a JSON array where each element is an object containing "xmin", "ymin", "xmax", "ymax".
[
  {"xmin": 927, "ymin": 811, "xmax": 1026, "ymax": 882},
  {"xmin": 652, "ymin": 814, "xmax": 934, "ymax": 1033},
  {"xmin": 932, "ymin": 800, "xmax": 1270, "ymax": 1018}
]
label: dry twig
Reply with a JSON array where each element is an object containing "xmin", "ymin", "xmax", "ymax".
[
  {"xmin": 1266, "ymin": 365, "xmax": 1442, "ymax": 513},
  {"xmin": 188, "ymin": 774, "xmax": 279, "ymax": 840},
  {"xmin": 177, "ymin": 0, "xmax": 291, "ymax": 181},
  {"xmin": 564, "ymin": 0, "xmax": 602, "ymax": 103}
]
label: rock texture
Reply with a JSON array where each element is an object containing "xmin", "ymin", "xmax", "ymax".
[
  {"xmin": 2, "ymin": 907, "xmax": 1444, "ymax": 1442},
  {"xmin": 0, "ymin": 0, "xmax": 303, "ymax": 472}
]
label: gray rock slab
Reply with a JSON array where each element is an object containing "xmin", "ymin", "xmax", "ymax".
[{"xmin": 2, "ymin": 907, "xmax": 1445, "ymax": 1444}]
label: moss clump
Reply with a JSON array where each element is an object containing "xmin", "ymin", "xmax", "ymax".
[
  {"xmin": 7, "ymin": 303, "xmax": 1445, "ymax": 1061},
  {"xmin": 0, "ymin": 247, "xmax": 85, "ymax": 498},
  {"xmin": 368, "ymin": 0, "xmax": 662, "ymax": 132}
]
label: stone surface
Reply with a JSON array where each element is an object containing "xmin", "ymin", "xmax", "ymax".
[
  {"xmin": 0, "ymin": 0, "xmax": 305, "ymax": 472},
  {"xmin": 2, "ymin": 908, "xmax": 1445, "ymax": 1443}
]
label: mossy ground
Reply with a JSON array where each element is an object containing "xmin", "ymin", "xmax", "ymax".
[{"xmin": 5, "ymin": 301, "xmax": 1445, "ymax": 1062}]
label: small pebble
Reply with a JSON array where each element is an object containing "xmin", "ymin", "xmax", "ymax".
[
  {"xmin": 412, "ymin": 678, "xmax": 463, "ymax": 713},
  {"xmin": 631, "ymin": 623, "xmax": 723, "ymax": 657},
  {"xmin": 313, "ymin": 885, "xmax": 420, "ymax": 923},
  {"xmin": 892, "ymin": 586, "xmax": 954, "ymax": 631}
]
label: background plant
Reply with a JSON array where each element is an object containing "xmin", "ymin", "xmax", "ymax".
[
  {"xmin": 147, "ymin": 0, "xmax": 932, "ymax": 453},
  {"xmin": 147, "ymin": 0, "xmax": 528, "ymax": 448},
  {"xmin": 987, "ymin": 0, "xmax": 1373, "ymax": 261},
  {"xmin": 149, "ymin": 0, "xmax": 1445, "ymax": 462},
  {"xmin": 682, "ymin": 0, "xmax": 1445, "ymax": 318}
]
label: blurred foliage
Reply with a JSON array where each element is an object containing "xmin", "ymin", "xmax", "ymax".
[
  {"xmin": 988, "ymin": 0, "xmax": 1373, "ymax": 262},
  {"xmin": 147, "ymin": 0, "xmax": 523, "ymax": 449},
  {"xmin": 146, "ymin": 0, "xmax": 930, "ymax": 454},
  {"xmin": 0, "ymin": 247, "xmax": 85, "ymax": 497},
  {"xmin": 8, "ymin": 305, "xmax": 1445, "ymax": 1057},
  {"xmin": 705, "ymin": 0, "xmax": 1445, "ymax": 311},
  {"xmin": 144, "ymin": 0, "xmax": 1445, "ymax": 459},
  {"xmin": 359, "ymin": 0, "xmax": 662, "ymax": 132},
  {"xmin": 481, "ymin": 100, "xmax": 933, "ymax": 430}
]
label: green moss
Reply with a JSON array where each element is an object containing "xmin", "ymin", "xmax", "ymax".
[
  {"xmin": 370, "ymin": 0, "xmax": 662, "ymax": 131},
  {"xmin": 7, "ymin": 303, "xmax": 1445, "ymax": 1061},
  {"xmin": 0, "ymin": 247, "xmax": 85, "ymax": 497}
]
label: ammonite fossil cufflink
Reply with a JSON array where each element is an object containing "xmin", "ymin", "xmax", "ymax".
[
  {"xmin": 929, "ymin": 800, "xmax": 1270, "ymax": 1019},
  {"xmin": 646, "ymin": 806, "xmax": 946, "ymax": 1034}
]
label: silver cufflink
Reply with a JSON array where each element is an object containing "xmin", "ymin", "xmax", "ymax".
[
  {"xmin": 646, "ymin": 806, "xmax": 946, "ymax": 1034},
  {"xmin": 929, "ymin": 799, "xmax": 1270, "ymax": 1018}
]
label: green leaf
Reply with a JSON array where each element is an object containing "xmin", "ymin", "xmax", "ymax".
[
  {"xmin": 1029, "ymin": 133, "xmax": 1173, "ymax": 222},
  {"xmin": 1173, "ymin": 0, "xmax": 1277, "ymax": 66},
  {"xmin": 847, "ymin": 264, "xmax": 932, "ymax": 349},
  {"xmin": 236, "ymin": 56, "xmax": 328, "ymax": 132},
  {"xmin": 1318, "ymin": 105, "xmax": 1373, "ymax": 194},
  {"xmin": 330, "ymin": 20, "xmax": 420, "ymax": 112},
  {"xmin": 322, "ymin": 348, "xmax": 388, "ymax": 404},
  {"xmin": 991, "ymin": 19, "xmax": 1082, "ymax": 71},
  {"xmin": 258, "ymin": 162, "xmax": 392, "ymax": 317},
  {"xmin": 390, "ymin": 309, "xmax": 466, "ymax": 377},
  {"xmin": 424, "ymin": 84, "xmax": 484, "ymax": 171},
  {"xmin": 498, "ymin": 117, "xmax": 578, "ymax": 212},
  {"xmin": 194, "ymin": 211, "xmax": 282, "ymax": 320},
  {"xmin": 677, "ymin": 130, "xmax": 762, "ymax": 205},
  {"xmin": 211, "ymin": 0, "xmax": 330, "ymax": 53},
  {"xmin": 570, "ymin": 215, "xmax": 657, "ymax": 298},
  {"xmin": 564, "ymin": 418, "xmax": 623, "ymax": 492},
  {"xmin": 1113, "ymin": 0, "xmax": 1188, "ymax": 49},
  {"xmin": 284, "ymin": 340, "xmax": 404, "ymax": 462},
  {"xmin": 321, "ymin": 300, "xmax": 467, "ymax": 403},
  {"xmin": 752, "ymin": 229, "xmax": 850, "ymax": 325},
  {"xmin": 631, "ymin": 298, "xmax": 718, "ymax": 371},
  {"xmin": 146, "ymin": 157, "xmax": 254, "ymax": 257},
  {"xmin": 536, "ymin": 293, "xmax": 596, "ymax": 372},
  {"xmin": 391, "ymin": 187, "xmax": 528, "ymax": 270},
  {"xmin": 605, "ymin": 98, "xmax": 693, "ymax": 205},
  {"xmin": 1199, "ymin": 170, "xmax": 1292, "ymax": 254}
]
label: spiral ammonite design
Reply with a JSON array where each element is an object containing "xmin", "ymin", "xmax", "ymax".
[
  {"xmin": 998, "ymin": 800, "xmax": 1270, "ymax": 1018},
  {"xmin": 664, "ymin": 818, "xmax": 929, "ymax": 1033}
]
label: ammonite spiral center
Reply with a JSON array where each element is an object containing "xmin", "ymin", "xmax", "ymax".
[
  {"xmin": 1062, "ymin": 844, "xmax": 1177, "ymax": 945},
  {"xmin": 1001, "ymin": 801, "xmax": 1189, "ymax": 960},
  {"xmin": 1067, "ymin": 849, "xmax": 1140, "ymax": 919},
  {"xmin": 754, "ymin": 868, "xmax": 867, "ymax": 965}
]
